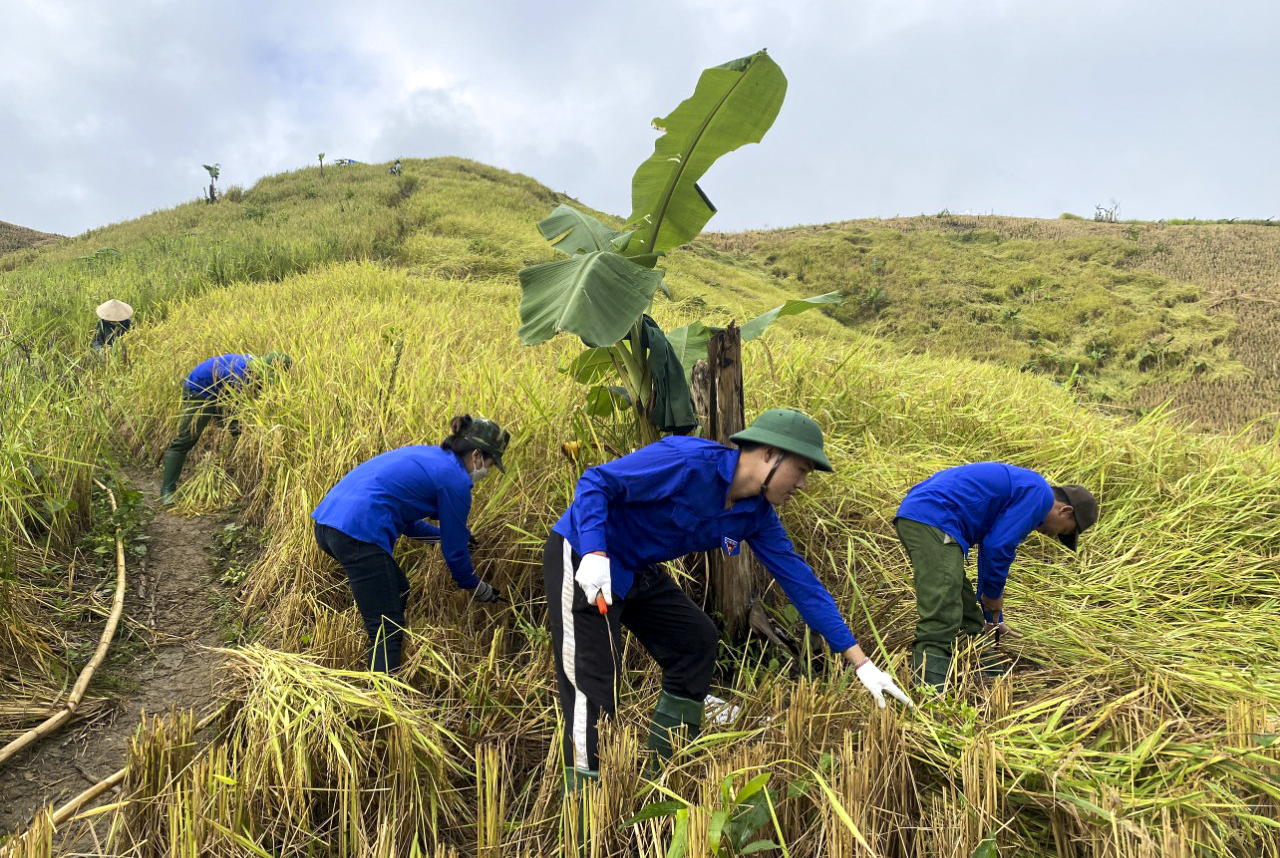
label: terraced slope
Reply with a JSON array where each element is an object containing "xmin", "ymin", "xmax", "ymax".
[{"xmin": 709, "ymin": 213, "xmax": 1280, "ymax": 435}]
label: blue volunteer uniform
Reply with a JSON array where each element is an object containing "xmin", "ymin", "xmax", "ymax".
[
  {"xmin": 312, "ymin": 445, "xmax": 480, "ymax": 672},
  {"xmin": 546, "ymin": 435, "xmax": 858, "ymax": 777},
  {"xmin": 182, "ymin": 354, "xmax": 253, "ymax": 399},
  {"xmin": 896, "ymin": 462, "xmax": 1053, "ymax": 600},
  {"xmin": 313, "ymin": 445, "xmax": 479, "ymax": 588},
  {"xmin": 553, "ymin": 436, "xmax": 855, "ymax": 650}
]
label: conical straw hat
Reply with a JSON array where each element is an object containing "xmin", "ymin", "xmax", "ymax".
[{"xmin": 96, "ymin": 299, "xmax": 134, "ymax": 322}]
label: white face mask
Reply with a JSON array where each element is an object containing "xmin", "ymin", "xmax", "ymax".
[{"xmin": 470, "ymin": 452, "xmax": 492, "ymax": 483}]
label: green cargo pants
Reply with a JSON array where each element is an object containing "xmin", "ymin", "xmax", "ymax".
[
  {"xmin": 167, "ymin": 396, "xmax": 239, "ymax": 454},
  {"xmin": 160, "ymin": 396, "xmax": 240, "ymax": 501},
  {"xmin": 895, "ymin": 517, "xmax": 985, "ymax": 691}
]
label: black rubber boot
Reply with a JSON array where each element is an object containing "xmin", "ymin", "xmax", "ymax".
[
  {"xmin": 646, "ymin": 690, "xmax": 704, "ymax": 768},
  {"xmin": 159, "ymin": 449, "xmax": 187, "ymax": 505}
]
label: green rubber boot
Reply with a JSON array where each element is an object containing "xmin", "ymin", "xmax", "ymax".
[
  {"xmin": 562, "ymin": 766, "xmax": 599, "ymax": 794},
  {"xmin": 562, "ymin": 766, "xmax": 600, "ymax": 855},
  {"xmin": 911, "ymin": 644, "xmax": 951, "ymax": 693},
  {"xmin": 646, "ymin": 690, "xmax": 704, "ymax": 768},
  {"xmin": 159, "ymin": 449, "xmax": 188, "ymax": 506}
]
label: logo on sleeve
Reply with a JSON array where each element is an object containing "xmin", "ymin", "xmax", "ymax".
[{"xmin": 722, "ymin": 536, "xmax": 742, "ymax": 556}]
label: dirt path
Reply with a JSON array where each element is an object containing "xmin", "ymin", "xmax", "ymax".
[{"xmin": 0, "ymin": 467, "xmax": 229, "ymax": 843}]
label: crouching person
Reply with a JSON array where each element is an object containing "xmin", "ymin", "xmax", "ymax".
[{"xmin": 160, "ymin": 352, "xmax": 291, "ymax": 504}]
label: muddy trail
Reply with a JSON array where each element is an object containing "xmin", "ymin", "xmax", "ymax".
[{"xmin": 0, "ymin": 466, "xmax": 232, "ymax": 848}]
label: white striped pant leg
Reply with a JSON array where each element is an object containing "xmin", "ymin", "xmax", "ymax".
[{"xmin": 543, "ymin": 532, "xmax": 621, "ymax": 773}]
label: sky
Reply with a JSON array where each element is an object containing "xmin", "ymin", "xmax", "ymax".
[{"xmin": 2, "ymin": 0, "xmax": 1277, "ymax": 237}]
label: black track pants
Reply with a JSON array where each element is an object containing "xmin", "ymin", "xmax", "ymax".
[
  {"xmin": 543, "ymin": 532, "xmax": 718, "ymax": 772},
  {"xmin": 315, "ymin": 523, "xmax": 410, "ymax": 672}
]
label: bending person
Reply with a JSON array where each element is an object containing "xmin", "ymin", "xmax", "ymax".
[
  {"xmin": 895, "ymin": 462, "xmax": 1098, "ymax": 691},
  {"xmin": 160, "ymin": 352, "xmax": 292, "ymax": 503},
  {"xmin": 312, "ymin": 415, "xmax": 510, "ymax": 672},
  {"xmin": 545, "ymin": 408, "xmax": 911, "ymax": 790}
]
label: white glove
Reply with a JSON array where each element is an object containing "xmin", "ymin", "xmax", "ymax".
[
  {"xmin": 856, "ymin": 659, "xmax": 914, "ymax": 709},
  {"xmin": 574, "ymin": 552, "xmax": 613, "ymax": 607}
]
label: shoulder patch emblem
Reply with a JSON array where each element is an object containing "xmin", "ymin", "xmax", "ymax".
[{"xmin": 722, "ymin": 536, "xmax": 742, "ymax": 556}]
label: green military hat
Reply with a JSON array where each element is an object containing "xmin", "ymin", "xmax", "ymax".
[{"xmin": 729, "ymin": 408, "xmax": 833, "ymax": 472}]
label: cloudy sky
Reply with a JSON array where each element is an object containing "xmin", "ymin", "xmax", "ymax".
[{"xmin": 2, "ymin": 0, "xmax": 1276, "ymax": 237}]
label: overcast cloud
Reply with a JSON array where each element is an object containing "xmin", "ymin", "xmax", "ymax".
[{"xmin": 2, "ymin": 0, "xmax": 1276, "ymax": 236}]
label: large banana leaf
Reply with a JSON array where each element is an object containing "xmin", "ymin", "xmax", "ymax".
[
  {"xmin": 626, "ymin": 51, "xmax": 787, "ymax": 256},
  {"xmin": 740, "ymin": 291, "xmax": 842, "ymax": 341},
  {"xmin": 517, "ymin": 251, "xmax": 665, "ymax": 347},
  {"xmin": 537, "ymin": 204, "xmax": 624, "ymax": 256},
  {"xmin": 666, "ymin": 320, "xmax": 718, "ymax": 376},
  {"xmin": 564, "ymin": 347, "xmax": 617, "ymax": 384}
]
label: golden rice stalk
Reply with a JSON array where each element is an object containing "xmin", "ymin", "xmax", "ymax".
[
  {"xmin": 475, "ymin": 743, "xmax": 506, "ymax": 857},
  {"xmin": 0, "ymin": 807, "xmax": 52, "ymax": 858},
  {"xmin": 173, "ymin": 461, "xmax": 241, "ymax": 515}
]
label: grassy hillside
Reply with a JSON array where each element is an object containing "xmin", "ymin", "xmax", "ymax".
[
  {"xmin": 2, "ymin": 160, "xmax": 1279, "ymax": 857},
  {"xmin": 0, "ymin": 220, "xmax": 60, "ymax": 256},
  {"xmin": 709, "ymin": 213, "xmax": 1280, "ymax": 435}
]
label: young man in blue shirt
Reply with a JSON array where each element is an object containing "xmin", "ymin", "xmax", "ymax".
[
  {"xmin": 895, "ymin": 463, "xmax": 1098, "ymax": 691},
  {"xmin": 545, "ymin": 408, "xmax": 911, "ymax": 789},
  {"xmin": 159, "ymin": 352, "xmax": 292, "ymax": 504}
]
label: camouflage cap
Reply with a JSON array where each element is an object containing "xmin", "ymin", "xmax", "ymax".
[{"xmin": 463, "ymin": 417, "xmax": 511, "ymax": 473}]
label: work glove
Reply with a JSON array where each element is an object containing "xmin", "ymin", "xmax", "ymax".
[
  {"xmin": 574, "ymin": 552, "xmax": 613, "ymax": 608},
  {"xmin": 468, "ymin": 534, "xmax": 480, "ymax": 551},
  {"xmin": 472, "ymin": 581, "xmax": 501, "ymax": 603},
  {"xmin": 856, "ymin": 659, "xmax": 914, "ymax": 709}
]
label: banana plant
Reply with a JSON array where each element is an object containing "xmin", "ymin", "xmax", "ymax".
[
  {"xmin": 518, "ymin": 50, "xmax": 792, "ymax": 443},
  {"xmin": 202, "ymin": 163, "xmax": 220, "ymax": 204}
]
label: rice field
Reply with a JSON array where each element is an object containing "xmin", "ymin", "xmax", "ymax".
[{"xmin": 1, "ymin": 160, "xmax": 1279, "ymax": 856}]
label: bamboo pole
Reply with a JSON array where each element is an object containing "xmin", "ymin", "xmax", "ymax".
[
  {"xmin": 0, "ymin": 478, "xmax": 128, "ymax": 769},
  {"xmin": 50, "ymin": 767, "xmax": 127, "ymax": 826}
]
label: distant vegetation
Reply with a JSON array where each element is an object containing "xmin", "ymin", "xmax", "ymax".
[
  {"xmin": 711, "ymin": 212, "xmax": 1280, "ymax": 435},
  {"xmin": 0, "ymin": 220, "xmax": 60, "ymax": 256}
]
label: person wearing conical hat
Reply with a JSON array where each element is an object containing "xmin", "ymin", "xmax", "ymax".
[
  {"xmin": 895, "ymin": 463, "xmax": 1099, "ymax": 691},
  {"xmin": 91, "ymin": 299, "xmax": 134, "ymax": 350},
  {"xmin": 544, "ymin": 408, "xmax": 912, "ymax": 794},
  {"xmin": 159, "ymin": 352, "xmax": 293, "ymax": 504},
  {"xmin": 311, "ymin": 414, "xmax": 511, "ymax": 672}
]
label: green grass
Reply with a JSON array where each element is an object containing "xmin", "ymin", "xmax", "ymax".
[{"xmin": 711, "ymin": 222, "xmax": 1238, "ymax": 402}]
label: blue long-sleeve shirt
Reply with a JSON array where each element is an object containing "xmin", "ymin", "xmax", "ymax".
[
  {"xmin": 552, "ymin": 436, "xmax": 857, "ymax": 652},
  {"xmin": 312, "ymin": 446, "xmax": 479, "ymax": 589},
  {"xmin": 183, "ymin": 354, "xmax": 253, "ymax": 399},
  {"xmin": 896, "ymin": 463, "xmax": 1053, "ymax": 600}
]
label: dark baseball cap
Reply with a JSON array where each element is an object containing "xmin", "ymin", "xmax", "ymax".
[{"xmin": 1055, "ymin": 484, "xmax": 1098, "ymax": 551}]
